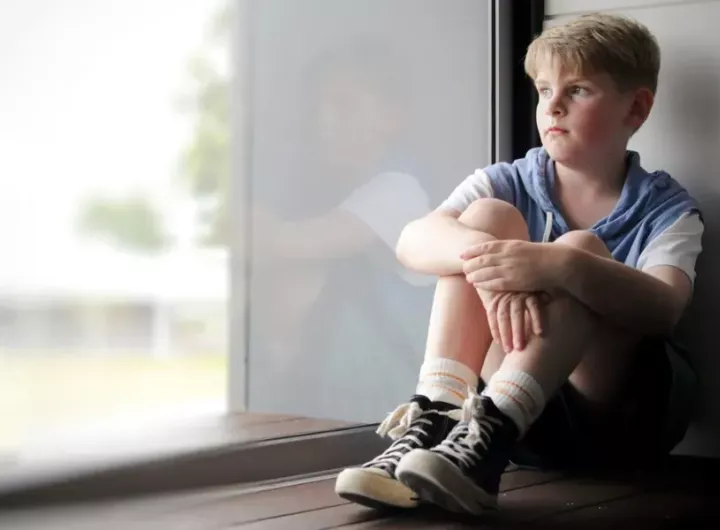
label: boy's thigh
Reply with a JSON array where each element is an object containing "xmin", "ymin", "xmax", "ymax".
[
  {"xmin": 567, "ymin": 322, "xmax": 641, "ymax": 406},
  {"xmin": 516, "ymin": 337, "xmax": 685, "ymax": 471}
]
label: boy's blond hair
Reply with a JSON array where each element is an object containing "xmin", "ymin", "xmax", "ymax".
[{"xmin": 524, "ymin": 13, "xmax": 660, "ymax": 94}]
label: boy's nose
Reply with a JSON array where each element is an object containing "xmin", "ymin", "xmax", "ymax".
[{"xmin": 546, "ymin": 98, "xmax": 566, "ymax": 116}]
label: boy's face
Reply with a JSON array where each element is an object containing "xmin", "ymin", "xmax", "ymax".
[
  {"xmin": 311, "ymin": 69, "xmax": 403, "ymax": 173},
  {"xmin": 534, "ymin": 59, "xmax": 647, "ymax": 167}
]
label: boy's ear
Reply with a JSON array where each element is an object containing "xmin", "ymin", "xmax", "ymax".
[{"xmin": 626, "ymin": 87, "xmax": 654, "ymax": 131}]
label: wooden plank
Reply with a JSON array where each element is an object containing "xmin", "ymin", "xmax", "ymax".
[
  {"xmin": 341, "ymin": 470, "xmax": 646, "ymax": 528},
  {"xmin": 12, "ymin": 414, "xmax": 341, "ymax": 468},
  {"xmin": 0, "ymin": 476, "xmax": 345, "ymax": 530},
  {"xmin": 135, "ymin": 468, "xmax": 560, "ymax": 530},
  {"xmin": 535, "ymin": 462, "xmax": 720, "ymax": 529},
  {"xmin": 538, "ymin": 488, "xmax": 717, "ymax": 529},
  {"xmin": 500, "ymin": 467, "xmax": 565, "ymax": 492},
  {"xmin": 496, "ymin": 474, "xmax": 642, "ymax": 523},
  {"xmin": 334, "ymin": 506, "xmax": 480, "ymax": 530},
  {"xmin": 135, "ymin": 477, "xmax": 349, "ymax": 528},
  {"xmin": 16, "ymin": 459, "xmax": 720, "ymax": 530},
  {"xmin": 234, "ymin": 503, "xmax": 381, "ymax": 530},
  {"xmin": 226, "ymin": 467, "xmax": 565, "ymax": 529},
  {"xmin": 1, "ymin": 413, "xmax": 312, "ymax": 488},
  {"xmin": 335, "ymin": 468, "xmax": 565, "ymax": 529},
  {"xmin": 0, "ymin": 418, "xmax": 357, "ymax": 507}
]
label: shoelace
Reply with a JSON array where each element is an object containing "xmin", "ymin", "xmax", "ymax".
[
  {"xmin": 365, "ymin": 401, "xmax": 461, "ymax": 472},
  {"xmin": 434, "ymin": 389, "xmax": 502, "ymax": 470}
]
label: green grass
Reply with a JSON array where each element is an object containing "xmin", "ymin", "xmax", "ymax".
[{"xmin": 0, "ymin": 351, "xmax": 227, "ymax": 451}]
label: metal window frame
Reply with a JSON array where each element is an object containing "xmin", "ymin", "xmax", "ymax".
[{"xmin": 228, "ymin": 0, "xmax": 254, "ymax": 414}]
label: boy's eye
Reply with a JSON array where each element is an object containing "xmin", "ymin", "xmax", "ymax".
[
  {"xmin": 537, "ymin": 87, "xmax": 551, "ymax": 98},
  {"xmin": 570, "ymin": 86, "xmax": 589, "ymax": 96}
]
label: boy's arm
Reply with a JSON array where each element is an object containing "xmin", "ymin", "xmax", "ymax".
[
  {"xmin": 256, "ymin": 172, "xmax": 429, "ymax": 261},
  {"xmin": 396, "ymin": 209, "xmax": 496, "ymax": 276},
  {"xmin": 261, "ymin": 207, "xmax": 379, "ymax": 259},
  {"xmin": 559, "ymin": 248, "xmax": 692, "ymax": 337}
]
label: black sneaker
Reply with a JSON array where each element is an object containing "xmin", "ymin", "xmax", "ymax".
[
  {"xmin": 395, "ymin": 392, "xmax": 518, "ymax": 515},
  {"xmin": 335, "ymin": 395, "xmax": 460, "ymax": 509}
]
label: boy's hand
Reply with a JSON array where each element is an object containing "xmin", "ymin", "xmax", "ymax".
[
  {"xmin": 477, "ymin": 289, "xmax": 546, "ymax": 352},
  {"xmin": 461, "ymin": 240, "xmax": 565, "ymax": 292}
]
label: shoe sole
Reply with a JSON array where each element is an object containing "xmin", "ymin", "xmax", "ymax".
[
  {"xmin": 335, "ymin": 468, "xmax": 419, "ymax": 510},
  {"xmin": 396, "ymin": 449, "xmax": 497, "ymax": 515}
]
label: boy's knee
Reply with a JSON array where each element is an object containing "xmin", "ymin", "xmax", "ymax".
[
  {"xmin": 555, "ymin": 230, "xmax": 611, "ymax": 258},
  {"xmin": 458, "ymin": 198, "xmax": 529, "ymax": 241}
]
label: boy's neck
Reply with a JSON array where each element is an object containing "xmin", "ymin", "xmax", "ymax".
[{"xmin": 554, "ymin": 153, "xmax": 628, "ymax": 197}]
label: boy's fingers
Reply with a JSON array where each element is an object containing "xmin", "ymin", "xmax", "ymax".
[
  {"xmin": 460, "ymin": 242, "xmax": 491, "ymax": 261},
  {"xmin": 488, "ymin": 310, "xmax": 499, "ymax": 345},
  {"xmin": 511, "ymin": 295, "xmax": 526, "ymax": 351},
  {"xmin": 496, "ymin": 295, "xmax": 513, "ymax": 353},
  {"xmin": 482, "ymin": 294, "xmax": 500, "ymax": 345},
  {"xmin": 460, "ymin": 246, "xmax": 480, "ymax": 261},
  {"xmin": 526, "ymin": 295, "xmax": 543, "ymax": 335}
]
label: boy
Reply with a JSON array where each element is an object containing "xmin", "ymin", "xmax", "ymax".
[{"xmin": 334, "ymin": 13, "xmax": 704, "ymax": 515}]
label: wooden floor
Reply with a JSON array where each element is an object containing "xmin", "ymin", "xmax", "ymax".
[{"xmin": 1, "ymin": 457, "xmax": 717, "ymax": 529}]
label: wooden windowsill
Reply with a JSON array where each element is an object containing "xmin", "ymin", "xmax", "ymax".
[{"xmin": 0, "ymin": 412, "xmax": 383, "ymax": 507}]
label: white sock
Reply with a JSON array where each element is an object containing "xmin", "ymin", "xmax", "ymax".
[
  {"xmin": 481, "ymin": 368, "xmax": 546, "ymax": 436},
  {"xmin": 416, "ymin": 358, "xmax": 478, "ymax": 408}
]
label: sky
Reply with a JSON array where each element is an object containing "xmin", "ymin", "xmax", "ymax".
[{"xmin": 0, "ymin": 0, "xmax": 225, "ymax": 255}]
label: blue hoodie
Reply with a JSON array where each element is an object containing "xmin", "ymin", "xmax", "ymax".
[{"xmin": 483, "ymin": 147, "xmax": 702, "ymax": 268}]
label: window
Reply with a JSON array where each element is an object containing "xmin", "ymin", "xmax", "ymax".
[
  {"xmin": 238, "ymin": 0, "xmax": 494, "ymax": 421},
  {"xmin": 0, "ymin": 0, "xmax": 229, "ymax": 461},
  {"xmin": 0, "ymin": 0, "xmax": 499, "ymax": 475}
]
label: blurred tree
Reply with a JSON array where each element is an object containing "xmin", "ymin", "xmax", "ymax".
[
  {"xmin": 76, "ymin": 1, "xmax": 231, "ymax": 252},
  {"xmin": 77, "ymin": 194, "xmax": 171, "ymax": 253},
  {"xmin": 175, "ymin": 0, "xmax": 232, "ymax": 247}
]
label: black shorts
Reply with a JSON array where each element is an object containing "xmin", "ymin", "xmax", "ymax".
[{"xmin": 481, "ymin": 339, "xmax": 698, "ymax": 471}]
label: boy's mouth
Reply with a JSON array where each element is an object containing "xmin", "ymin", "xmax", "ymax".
[{"xmin": 546, "ymin": 127, "xmax": 568, "ymax": 135}]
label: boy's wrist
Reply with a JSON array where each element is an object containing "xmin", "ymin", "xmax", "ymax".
[
  {"xmin": 455, "ymin": 229, "xmax": 498, "ymax": 273},
  {"xmin": 551, "ymin": 244, "xmax": 583, "ymax": 291}
]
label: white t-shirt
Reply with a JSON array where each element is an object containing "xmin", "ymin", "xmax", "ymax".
[{"xmin": 339, "ymin": 171, "xmax": 436, "ymax": 286}]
